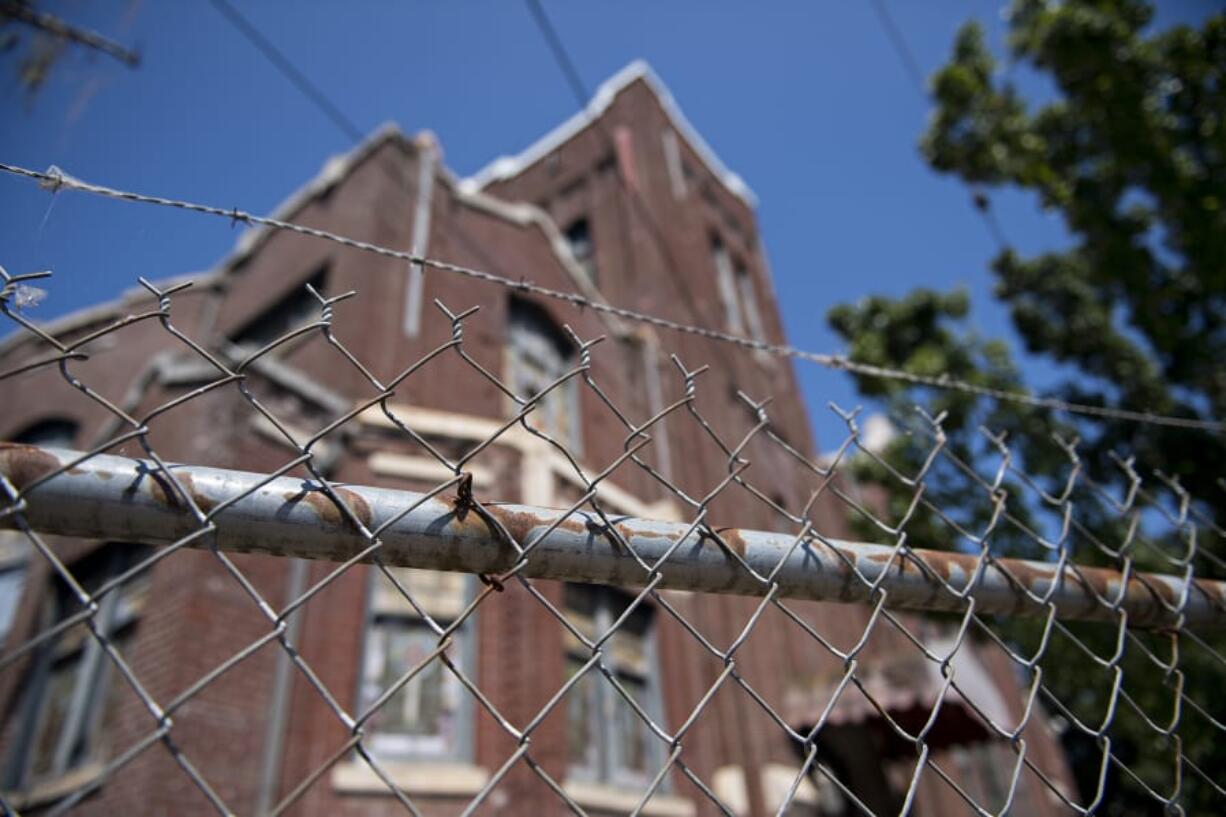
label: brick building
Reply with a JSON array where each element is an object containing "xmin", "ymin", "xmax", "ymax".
[{"xmin": 0, "ymin": 62, "xmax": 1074, "ymax": 815}]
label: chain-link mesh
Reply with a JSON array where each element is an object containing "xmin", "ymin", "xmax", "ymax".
[{"xmin": 0, "ymin": 263, "xmax": 1223, "ymax": 817}]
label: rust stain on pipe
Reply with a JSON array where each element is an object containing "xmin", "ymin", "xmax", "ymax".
[
  {"xmin": 144, "ymin": 468, "xmax": 212, "ymax": 514},
  {"xmin": 0, "ymin": 442, "xmax": 71, "ymax": 491},
  {"xmin": 2, "ymin": 446, "xmax": 1223, "ymax": 629},
  {"xmin": 712, "ymin": 528, "xmax": 748, "ymax": 558},
  {"xmin": 281, "ymin": 486, "xmax": 373, "ymax": 531}
]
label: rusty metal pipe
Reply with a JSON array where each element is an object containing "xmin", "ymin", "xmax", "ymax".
[{"xmin": 2, "ymin": 445, "xmax": 1222, "ymax": 628}]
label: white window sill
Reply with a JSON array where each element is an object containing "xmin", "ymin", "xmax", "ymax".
[
  {"xmin": 332, "ymin": 759, "xmax": 489, "ymax": 797},
  {"xmin": 2, "ymin": 761, "xmax": 105, "ymax": 810},
  {"xmin": 563, "ymin": 779, "xmax": 696, "ymax": 817}
]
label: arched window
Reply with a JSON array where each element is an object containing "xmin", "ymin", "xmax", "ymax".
[
  {"xmin": 507, "ymin": 298, "xmax": 580, "ymax": 451},
  {"xmin": 10, "ymin": 417, "xmax": 79, "ymax": 448}
]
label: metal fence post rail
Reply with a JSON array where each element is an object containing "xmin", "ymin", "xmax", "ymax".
[{"xmin": 3, "ymin": 444, "xmax": 1222, "ymax": 630}]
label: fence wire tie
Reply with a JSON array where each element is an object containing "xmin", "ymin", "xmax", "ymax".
[{"xmin": 448, "ymin": 472, "xmax": 508, "ymax": 592}]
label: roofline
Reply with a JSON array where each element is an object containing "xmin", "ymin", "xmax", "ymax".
[
  {"xmin": 459, "ymin": 59, "xmax": 758, "ymax": 208},
  {"xmin": 0, "ymin": 124, "xmax": 412, "ymax": 358},
  {"xmin": 1, "ymin": 121, "xmax": 643, "ymax": 358},
  {"xmin": 224, "ymin": 121, "xmax": 409, "ymax": 269}
]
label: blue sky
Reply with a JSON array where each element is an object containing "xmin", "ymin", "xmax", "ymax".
[{"xmin": 0, "ymin": 1, "xmax": 1213, "ymax": 451}]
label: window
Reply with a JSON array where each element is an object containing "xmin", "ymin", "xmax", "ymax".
[
  {"xmin": 735, "ymin": 261, "xmax": 768, "ymax": 344},
  {"xmin": 661, "ymin": 129, "xmax": 687, "ymax": 200},
  {"xmin": 6, "ymin": 544, "xmax": 147, "ymax": 788},
  {"xmin": 564, "ymin": 584, "xmax": 664, "ymax": 788},
  {"xmin": 564, "ymin": 217, "xmax": 597, "ymax": 285},
  {"xmin": 359, "ymin": 568, "xmax": 474, "ymax": 761},
  {"xmin": 507, "ymin": 299, "xmax": 580, "ymax": 451},
  {"xmin": 711, "ymin": 236, "xmax": 745, "ymax": 335},
  {"xmin": 231, "ymin": 266, "xmax": 329, "ymax": 351},
  {"xmin": 9, "ymin": 417, "xmax": 79, "ymax": 448},
  {"xmin": 0, "ymin": 557, "xmax": 26, "ymax": 645}
]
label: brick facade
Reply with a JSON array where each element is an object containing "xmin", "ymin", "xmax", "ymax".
[{"xmin": 0, "ymin": 63, "xmax": 1074, "ymax": 816}]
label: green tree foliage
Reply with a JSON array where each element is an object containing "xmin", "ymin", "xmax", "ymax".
[{"xmin": 827, "ymin": 2, "xmax": 1225, "ymax": 812}]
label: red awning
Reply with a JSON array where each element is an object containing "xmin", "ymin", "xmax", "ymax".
[{"xmin": 787, "ymin": 636, "xmax": 1015, "ymax": 756}]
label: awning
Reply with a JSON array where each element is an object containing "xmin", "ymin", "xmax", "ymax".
[{"xmin": 787, "ymin": 636, "xmax": 1015, "ymax": 757}]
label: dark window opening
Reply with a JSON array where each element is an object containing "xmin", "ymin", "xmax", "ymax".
[
  {"xmin": 10, "ymin": 418, "xmax": 79, "ymax": 448},
  {"xmin": 230, "ymin": 266, "xmax": 329, "ymax": 351},
  {"xmin": 789, "ymin": 723, "xmax": 908, "ymax": 816},
  {"xmin": 564, "ymin": 218, "xmax": 597, "ymax": 285}
]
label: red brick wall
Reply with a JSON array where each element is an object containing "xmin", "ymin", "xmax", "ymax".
[{"xmin": 0, "ymin": 94, "xmax": 1072, "ymax": 817}]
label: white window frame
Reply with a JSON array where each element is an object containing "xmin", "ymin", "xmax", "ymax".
[
  {"xmin": 357, "ymin": 568, "xmax": 477, "ymax": 764},
  {"xmin": 711, "ymin": 237, "xmax": 745, "ymax": 336},
  {"xmin": 563, "ymin": 584, "xmax": 666, "ymax": 790},
  {"xmin": 507, "ymin": 300, "xmax": 582, "ymax": 455},
  {"xmin": 735, "ymin": 261, "xmax": 768, "ymax": 345},
  {"xmin": 661, "ymin": 129, "xmax": 688, "ymax": 200}
]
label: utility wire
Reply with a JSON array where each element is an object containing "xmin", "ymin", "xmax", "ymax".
[
  {"xmin": 867, "ymin": 0, "xmax": 1007, "ymax": 249},
  {"xmin": 212, "ymin": 0, "xmax": 715, "ymax": 353},
  {"xmin": 1, "ymin": 0, "xmax": 139, "ymax": 68},
  {"xmin": 523, "ymin": 0, "xmax": 590, "ymax": 109},
  {"xmin": 522, "ymin": 0, "xmax": 716, "ymax": 333},
  {"xmin": 2, "ymin": 160, "xmax": 1221, "ymax": 435},
  {"xmin": 205, "ymin": 0, "xmax": 363, "ymax": 143}
]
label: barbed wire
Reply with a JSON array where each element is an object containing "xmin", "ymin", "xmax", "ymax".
[{"xmin": 1, "ymin": 160, "xmax": 1220, "ymax": 436}]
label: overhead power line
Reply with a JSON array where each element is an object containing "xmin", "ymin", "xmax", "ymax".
[
  {"xmin": 523, "ymin": 0, "xmax": 590, "ymax": 108},
  {"xmin": 205, "ymin": 0, "xmax": 363, "ymax": 143},
  {"xmin": 522, "ymin": 0, "xmax": 720, "ymax": 335},
  {"xmin": 1, "ymin": 160, "xmax": 1221, "ymax": 435},
  {"xmin": 867, "ymin": 0, "xmax": 1008, "ymax": 249}
]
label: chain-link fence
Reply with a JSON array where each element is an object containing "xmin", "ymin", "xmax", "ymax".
[{"xmin": 1, "ymin": 258, "xmax": 1223, "ymax": 817}]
